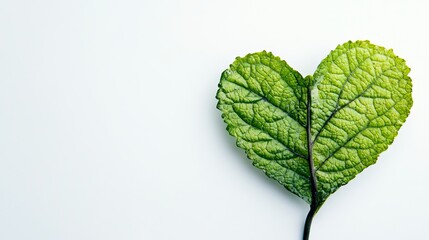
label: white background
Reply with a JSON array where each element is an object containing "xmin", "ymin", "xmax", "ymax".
[{"xmin": 1, "ymin": 0, "xmax": 428, "ymax": 239}]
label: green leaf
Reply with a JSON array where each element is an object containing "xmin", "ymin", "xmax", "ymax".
[{"xmin": 216, "ymin": 40, "xmax": 413, "ymax": 207}]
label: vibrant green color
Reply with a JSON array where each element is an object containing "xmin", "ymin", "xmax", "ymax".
[{"xmin": 216, "ymin": 40, "xmax": 413, "ymax": 208}]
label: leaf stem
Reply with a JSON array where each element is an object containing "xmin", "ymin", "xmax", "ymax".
[
  {"xmin": 303, "ymin": 84, "xmax": 319, "ymax": 240},
  {"xmin": 303, "ymin": 205, "xmax": 317, "ymax": 240}
]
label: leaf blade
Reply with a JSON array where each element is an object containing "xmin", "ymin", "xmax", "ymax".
[
  {"xmin": 311, "ymin": 40, "xmax": 413, "ymax": 203},
  {"xmin": 216, "ymin": 51, "xmax": 312, "ymax": 203},
  {"xmin": 216, "ymin": 41, "xmax": 413, "ymax": 207}
]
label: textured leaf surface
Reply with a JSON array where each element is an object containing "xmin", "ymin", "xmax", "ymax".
[{"xmin": 216, "ymin": 41, "xmax": 412, "ymax": 205}]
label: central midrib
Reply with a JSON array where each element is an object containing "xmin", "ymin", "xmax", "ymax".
[{"xmin": 306, "ymin": 84, "xmax": 319, "ymax": 208}]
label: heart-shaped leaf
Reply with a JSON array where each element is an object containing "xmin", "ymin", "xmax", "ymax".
[{"xmin": 216, "ymin": 40, "xmax": 412, "ymax": 238}]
